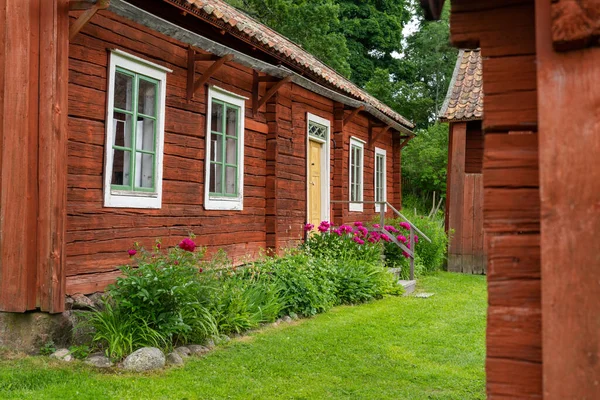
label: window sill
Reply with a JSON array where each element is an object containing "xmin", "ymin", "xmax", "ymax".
[
  {"xmin": 204, "ymin": 196, "xmax": 243, "ymax": 211},
  {"xmin": 349, "ymin": 203, "xmax": 364, "ymax": 212},
  {"xmin": 104, "ymin": 191, "xmax": 161, "ymax": 209}
]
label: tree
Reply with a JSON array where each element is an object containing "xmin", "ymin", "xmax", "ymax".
[{"xmin": 227, "ymin": 0, "xmax": 352, "ymax": 78}]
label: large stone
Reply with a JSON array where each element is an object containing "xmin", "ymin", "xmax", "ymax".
[
  {"xmin": 0, "ymin": 312, "xmax": 72, "ymax": 354},
  {"xmin": 71, "ymin": 294, "xmax": 95, "ymax": 310},
  {"xmin": 64, "ymin": 310, "xmax": 95, "ymax": 346},
  {"xmin": 85, "ymin": 355, "xmax": 113, "ymax": 368},
  {"xmin": 122, "ymin": 347, "xmax": 165, "ymax": 372},
  {"xmin": 187, "ymin": 345, "xmax": 210, "ymax": 356},
  {"xmin": 166, "ymin": 352, "xmax": 184, "ymax": 366},
  {"xmin": 50, "ymin": 348, "xmax": 72, "ymax": 362},
  {"xmin": 174, "ymin": 346, "xmax": 191, "ymax": 358},
  {"xmin": 87, "ymin": 292, "xmax": 107, "ymax": 310}
]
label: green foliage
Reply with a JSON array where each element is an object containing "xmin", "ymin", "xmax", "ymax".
[
  {"xmin": 86, "ymin": 301, "xmax": 170, "ymax": 360},
  {"xmin": 227, "ymin": 0, "xmax": 352, "ymax": 77},
  {"xmin": 39, "ymin": 341, "xmax": 56, "ymax": 357},
  {"xmin": 402, "ymin": 123, "xmax": 449, "ymax": 200},
  {"xmin": 382, "ymin": 212, "xmax": 448, "ymax": 276},
  {"xmin": 67, "ymin": 345, "xmax": 90, "ymax": 361}
]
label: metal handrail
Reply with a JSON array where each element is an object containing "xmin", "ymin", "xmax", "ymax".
[{"xmin": 329, "ymin": 200, "xmax": 432, "ymax": 280}]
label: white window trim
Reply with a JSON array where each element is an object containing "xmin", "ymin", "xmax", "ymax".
[
  {"xmin": 103, "ymin": 50, "xmax": 171, "ymax": 209},
  {"xmin": 204, "ymin": 85, "xmax": 247, "ymax": 211},
  {"xmin": 305, "ymin": 112, "xmax": 331, "ymax": 223},
  {"xmin": 374, "ymin": 147, "xmax": 387, "ymax": 213},
  {"xmin": 349, "ymin": 137, "xmax": 365, "ymax": 212}
]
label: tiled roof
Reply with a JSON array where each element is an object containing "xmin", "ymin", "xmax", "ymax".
[
  {"xmin": 166, "ymin": 0, "xmax": 413, "ymax": 129},
  {"xmin": 439, "ymin": 49, "xmax": 483, "ymax": 122}
]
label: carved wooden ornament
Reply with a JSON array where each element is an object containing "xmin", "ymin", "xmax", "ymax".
[{"xmin": 552, "ymin": 0, "xmax": 600, "ymax": 51}]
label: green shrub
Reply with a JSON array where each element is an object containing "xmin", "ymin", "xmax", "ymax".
[
  {"xmin": 87, "ymin": 300, "xmax": 170, "ymax": 360},
  {"xmin": 332, "ymin": 258, "xmax": 402, "ymax": 304},
  {"xmin": 39, "ymin": 341, "xmax": 56, "ymax": 356},
  {"xmin": 68, "ymin": 345, "xmax": 90, "ymax": 360}
]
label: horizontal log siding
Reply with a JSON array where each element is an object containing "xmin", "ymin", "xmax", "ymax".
[{"xmin": 65, "ymin": 10, "xmax": 399, "ymax": 294}]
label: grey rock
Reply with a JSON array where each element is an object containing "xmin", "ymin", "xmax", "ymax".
[
  {"xmin": 122, "ymin": 347, "xmax": 165, "ymax": 372},
  {"xmin": 87, "ymin": 292, "xmax": 106, "ymax": 309},
  {"xmin": 187, "ymin": 344, "xmax": 210, "ymax": 356},
  {"xmin": 0, "ymin": 312, "xmax": 72, "ymax": 354},
  {"xmin": 174, "ymin": 346, "xmax": 191, "ymax": 357},
  {"xmin": 166, "ymin": 352, "xmax": 184, "ymax": 366},
  {"xmin": 50, "ymin": 348, "xmax": 72, "ymax": 362},
  {"xmin": 64, "ymin": 297, "xmax": 74, "ymax": 311},
  {"xmin": 289, "ymin": 312, "xmax": 299, "ymax": 320},
  {"xmin": 204, "ymin": 339, "xmax": 216, "ymax": 349},
  {"xmin": 64, "ymin": 310, "xmax": 95, "ymax": 346},
  {"xmin": 71, "ymin": 294, "xmax": 95, "ymax": 310},
  {"xmin": 85, "ymin": 355, "xmax": 113, "ymax": 368},
  {"xmin": 218, "ymin": 335, "xmax": 230, "ymax": 344},
  {"xmin": 282, "ymin": 316, "xmax": 292, "ymax": 323}
]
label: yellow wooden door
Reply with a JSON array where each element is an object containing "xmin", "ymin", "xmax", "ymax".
[{"xmin": 308, "ymin": 140, "xmax": 322, "ymax": 226}]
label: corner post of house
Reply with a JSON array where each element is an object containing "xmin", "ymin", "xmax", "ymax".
[
  {"xmin": 332, "ymin": 102, "xmax": 346, "ymax": 225},
  {"xmin": 447, "ymin": 121, "xmax": 467, "ymax": 272},
  {"xmin": 264, "ymin": 81, "xmax": 279, "ymax": 253}
]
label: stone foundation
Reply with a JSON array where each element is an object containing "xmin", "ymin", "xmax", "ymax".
[{"xmin": 0, "ymin": 292, "xmax": 103, "ymax": 354}]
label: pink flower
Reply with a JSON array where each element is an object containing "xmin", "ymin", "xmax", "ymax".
[
  {"xmin": 332, "ymin": 228, "xmax": 342, "ymax": 236},
  {"xmin": 174, "ymin": 260, "xmax": 179, "ymax": 265},
  {"xmin": 354, "ymin": 221, "xmax": 363, "ymax": 227},
  {"xmin": 397, "ymin": 235, "xmax": 407, "ymax": 244},
  {"xmin": 368, "ymin": 235, "xmax": 380, "ymax": 243},
  {"xmin": 317, "ymin": 221, "xmax": 331, "ymax": 232},
  {"xmin": 414, "ymin": 235, "xmax": 419, "ymax": 244},
  {"xmin": 156, "ymin": 243, "xmax": 161, "ymax": 249},
  {"xmin": 199, "ymin": 267, "xmax": 203, "ymax": 273},
  {"xmin": 340, "ymin": 225, "xmax": 353, "ymax": 234},
  {"xmin": 355, "ymin": 226, "xmax": 368, "ymax": 237},
  {"xmin": 384, "ymin": 225, "xmax": 399, "ymax": 233},
  {"xmin": 381, "ymin": 235, "xmax": 391, "ymax": 243},
  {"xmin": 304, "ymin": 223, "xmax": 314, "ymax": 232},
  {"xmin": 373, "ymin": 224, "xmax": 380, "ymax": 229},
  {"xmin": 353, "ymin": 236, "xmax": 365, "ymax": 245},
  {"xmin": 178, "ymin": 238, "xmax": 196, "ymax": 252},
  {"xmin": 399, "ymin": 222, "xmax": 411, "ymax": 231},
  {"xmin": 403, "ymin": 251, "xmax": 410, "ymax": 258},
  {"xmin": 127, "ymin": 249, "xmax": 137, "ymax": 257}
]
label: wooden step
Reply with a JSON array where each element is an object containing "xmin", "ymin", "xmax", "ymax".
[{"xmin": 398, "ymin": 280, "xmax": 416, "ymax": 295}]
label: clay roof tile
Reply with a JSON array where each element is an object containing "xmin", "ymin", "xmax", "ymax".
[{"xmin": 439, "ymin": 49, "xmax": 484, "ymax": 122}]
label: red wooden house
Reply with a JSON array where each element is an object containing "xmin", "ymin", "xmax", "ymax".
[
  {"xmin": 0, "ymin": 0, "xmax": 414, "ymax": 315},
  {"xmin": 423, "ymin": 0, "xmax": 600, "ymax": 398},
  {"xmin": 440, "ymin": 49, "xmax": 485, "ymax": 274}
]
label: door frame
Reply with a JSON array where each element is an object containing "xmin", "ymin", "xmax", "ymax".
[{"xmin": 306, "ymin": 112, "xmax": 331, "ymax": 224}]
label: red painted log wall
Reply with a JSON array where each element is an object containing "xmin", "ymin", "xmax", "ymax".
[{"xmin": 64, "ymin": 10, "xmax": 403, "ymax": 295}]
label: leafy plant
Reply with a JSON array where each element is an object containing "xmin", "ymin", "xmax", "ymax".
[
  {"xmin": 68, "ymin": 345, "xmax": 90, "ymax": 360},
  {"xmin": 39, "ymin": 341, "xmax": 56, "ymax": 356}
]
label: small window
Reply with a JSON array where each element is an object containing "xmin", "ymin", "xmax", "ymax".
[
  {"xmin": 204, "ymin": 86, "xmax": 246, "ymax": 211},
  {"xmin": 104, "ymin": 50, "xmax": 171, "ymax": 208},
  {"xmin": 374, "ymin": 147, "xmax": 387, "ymax": 212},
  {"xmin": 349, "ymin": 137, "xmax": 364, "ymax": 212}
]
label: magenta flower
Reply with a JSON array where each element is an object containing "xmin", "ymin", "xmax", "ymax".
[
  {"xmin": 354, "ymin": 221, "xmax": 363, "ymax": 227},
  {"xmin": 304, "ymin": 223, "xmax": 314, "ymax": 232},
  {"xmin": 403, "ymin": 251, "xmax": 410, "ymax": 258},
  {"xmin": 384, "ymin": 225, "xmax": 399, "ymax": 233},
  {"xmin": 340, "ymin": 225, "xmax": 353, "ymax": 234},
  {"xmin": 381, "ymin": 235, "xmax": 391, "ymax": 242},
  {"xmin": 397, "ymin": 235, "xmax": 407, "ymax": 244},
  {"xmin": 353, "ymin": 236, "xmax": 365, "ymax": 245},
  {"xmin": 317, "ymin": 221, "xmax": 331, "ymax": 232},
  {"xmin": 178, "ymin": 238, "xmax": 196, "ymax": 252},
  {"xmin": 399, "ymin": 222, "xmax": 411, "ymax": 231},
  {"xmin": 355, "ymin": 226, "xmax": 368, "ymax": 237},
  {"xmin": 414, "ymin": 235, "xmax": 419, "ymax": 244},
  {"xmin": 332, "ymin": 228, "xmax": 342, "ymax": 236},
  {"xmin": 373, "ymin": 224, "xmax": 380, "ymax": 229},
  {"xmin": 199, "ymin": 267, "xmax": 203, "ymax": 273},
  {"xmin": 127, "ymin": 249, "xmax": 137, "ymax": 257}
]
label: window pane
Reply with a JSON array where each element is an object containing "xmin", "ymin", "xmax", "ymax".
[
  {"xmin": 114, "ymin": 71, "xmax": 133, "ymax": 111},
  {"xmin": 225, "ymin": 166, "xmax": 236, "ymax": 194},
  {"xmin": 136, "ymin": 117, "xmax": 155, "ymax": 152},
  {"xmin": 211, "ymin": 102, "xmax": 224, "ymax": 133},
  {"xmin": 226, "ymin": 137, "xmax": 237, "ymax": 165},
  {"xmin": 226, "ymin": 107, "xmax": 238, "ymax": 137},
  {"xmin": 138, "ymin": 79, "xmax": 156, "ymax": 116},
  {"xmin": 210, "ymin": 163, "xmax": 222, "ymax": 194},
  {"xmin": 111, "ymin": 149, "xmax": 131, "ymax": 186},
  {"xmin": 113, "ymin": 112, "xmax": 133, "ymax": 148},
  {"xmin": 211, "ymin": 134, "xmax": 223, "ymax": 163},
  {"xmin": 135, "ymin": 153, "xmax": 154, "ymax": 189}
]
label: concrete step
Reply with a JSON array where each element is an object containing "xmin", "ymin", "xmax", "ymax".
[{"xmin": 398, "ymin": 280, "xmax": 416, "ymax": 295}]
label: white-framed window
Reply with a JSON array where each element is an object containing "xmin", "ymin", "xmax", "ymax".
[
  {"xmin": 204, "ymin": 86, "xmax": 246, "ymax": 211},
  {"xmin": 103, "ymin": 49, "xmax": 171, "ymax": 209},
  {"xmin": 349, "ymin": 137, "xmax": 365, "ymax": 212},
  {"xmin": 374, "ymin": 147, "xmax": 387, "ymax": 212}
]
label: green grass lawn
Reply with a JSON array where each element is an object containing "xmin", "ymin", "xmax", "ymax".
[{"xmin": 0, "ymin": 272, "xmax": 486, "ymax": 400}]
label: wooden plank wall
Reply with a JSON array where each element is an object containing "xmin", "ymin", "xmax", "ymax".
[
  {"xmin": 536, "ymin": 0, "xmax": 600, "ymax": 397},
  {"xmin": 450, "ymin": 0, "xmax": 542, "ymax": 398},
  {"xmin": 448, "ymin": 121, "xmax": 485, "ymax": 273},
  {"xmin": 65, "ymin": 10, "xmax": 402, "ymax": 295},
  {"xmin": 0, "ymin": 0, "xmax": 68, "ymax": 313}
]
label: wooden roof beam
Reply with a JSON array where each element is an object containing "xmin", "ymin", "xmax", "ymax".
[
  {"xmin": 253, "ymin": 76, "xmax": 292, "ymax": 115},
  {"xmin": 369, "ymin": 124, "xmax": 392, "ymax": 147},
  {"xmin": 69, "ymin": 0, "xmax": 110, "ymax": 40},
  {"xmin": 343, "ymin": 106, "xmax": 364, "ymax": 126},
  {"xmin": 399, "ymin": 135, "xmax": 415, "ymax": 150},
  {"xmin": 187, "ymin": 47, "xmax": 233, "ymax": 101}
]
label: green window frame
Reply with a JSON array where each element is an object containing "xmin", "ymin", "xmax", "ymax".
[
  {"xmin": 110, "ymin": 67, "xmax": 159, "ymax": 193},
  {"xmin": 208, "ymin": 99, "xmax": 240, "ymax": 197}
]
